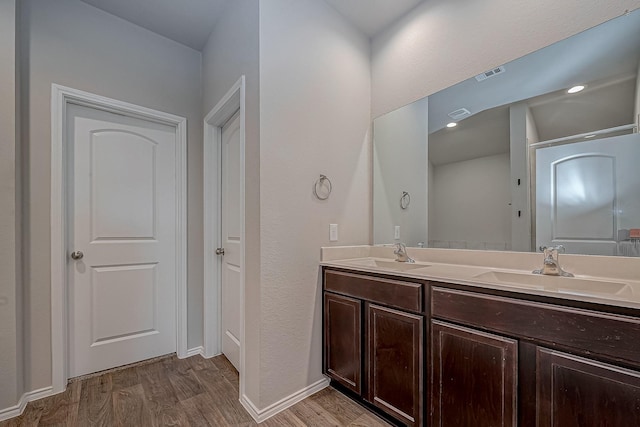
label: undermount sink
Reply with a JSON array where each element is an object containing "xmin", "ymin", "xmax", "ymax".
[
  {"xmin": 474, "ymin": 271, "xmax": 633, "ymax": 298},
  {"xmin": 347, "ymin": 258, "xmax": 429, "ymax": 272}
]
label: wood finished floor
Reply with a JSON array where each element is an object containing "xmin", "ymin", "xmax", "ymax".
[{"xmin": 1, "ymin": 355, "xmax": 391, "ymax": 427}]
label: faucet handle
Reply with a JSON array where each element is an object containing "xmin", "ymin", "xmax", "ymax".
[
  {"xmin": 539, "ymin": 245, "xmax": 565, "ymax": 253},
  {"xmin": 394, "ymin": 242, "xmax": 406, "ymax": 254}
]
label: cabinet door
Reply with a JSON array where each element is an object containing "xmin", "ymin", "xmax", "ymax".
[
  {"xmin": 537, "ymin": 348, "xmax": 640, "ymax": 426},
  {"xmin": 324, "ymin": 292, "xmax": 362, "ymax": 394},
  {"xmin": 431, "ymin": 320, "xmax": 518, "ymax": 427},
  {"xmin": 367, "ymin": 303, "xmax": 423, "ymax": 426}
]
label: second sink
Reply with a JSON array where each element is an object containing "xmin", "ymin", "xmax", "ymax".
[{"xmin": 473, "ymin": 271, "xmax": 633, "ymax": 298}]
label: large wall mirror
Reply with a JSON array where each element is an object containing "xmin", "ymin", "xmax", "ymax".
[{"xmin": 374, "ymin": 10, "xmax": 640, "ymax": 257}]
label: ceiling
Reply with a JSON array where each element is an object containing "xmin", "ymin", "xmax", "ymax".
[
  {"xmin": 80, "ymin": 0, "xmax": 229, "ymax": 50},
  {"xmin": 428, "ymin": 9, "xmax": 640, "ymax": 134},
  {"xmin": 80, "ymin": 0, "xmax": 424, "ymax": 51},
  {"xmin": 324, "ymin": 0, "xmax": 424, "ymax": 37},
  {"xmin": 529, "ymin": 75, "xmax": 636, "ymax": 141},
  {"xmin": 428, "ymin": 73, "xmax": 636, "ymax": 166},
  {"xmin": 429, "ymin": 106, "xmax": 511, "ymax": 166}
]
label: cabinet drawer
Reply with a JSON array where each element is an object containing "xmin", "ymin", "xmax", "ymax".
[
  {"xmin": 324, "ymin": 269, "xmax": 422, "ymax": 312},
  {"xmin": 432, "ymin": 286, "xmax": 640, "ymax": 367}
]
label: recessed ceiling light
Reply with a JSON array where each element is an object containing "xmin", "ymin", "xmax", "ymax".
[
  {"xmin": 568, "ymin": 85, "xmax": 585, "ymax": 94},
  {"xmin": 584, "ymin": 134, "xmax": 596, "ymax": 139},
  {"xmin": 446, "ymin": 122, "xmax": 457, "ymax": 128}
]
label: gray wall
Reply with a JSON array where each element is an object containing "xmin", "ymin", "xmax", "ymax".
[
  {"xmin": 373, "ymin": 97, "xmax": 429, "ymax": 246},
  {"xmin": 258, "ymin": 0, "xmax": 371, "ymax": 408},
  {"xmin": 0, "ymin": 0, "xmax": 23, "ymax": 410},
  {"xmin": 21, "ymin": 0, "xmax": 203, "ymax": 392},
  {"xmin": 201, "ymin": 0, "xmax": 261, "ymax": 405},
  {"xmin": 430, "ymin": 153, "xmax": 512, "ymax": 250}
]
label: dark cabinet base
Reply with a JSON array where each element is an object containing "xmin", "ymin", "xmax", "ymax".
[{"xmin": 323, "ymin": 267, "xmax": 640, "ymax": 427}]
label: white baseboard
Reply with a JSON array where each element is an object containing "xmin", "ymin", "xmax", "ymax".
[
  {"xmin": 184, "ymin": 346, "xmax": 205, "ymax": 358},
  {"xmin": 240, "ymin": 377, "xmax": 330, "ymax": 423},
  {"xmin": 0, "ymin": 386, "xmax": 55, "ymax": 422}
]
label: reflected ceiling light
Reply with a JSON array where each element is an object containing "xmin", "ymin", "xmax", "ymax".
[
  {"xmin": 584, "ymin": 134, "xmax": 596, "ymax": 139},
  {"xmin": 567, "ymin": 85, "xmax": 585, "ymax": 94},
  {"xmin": 446, "ymin": 122, "xmax": 458, "ymax": 128}
]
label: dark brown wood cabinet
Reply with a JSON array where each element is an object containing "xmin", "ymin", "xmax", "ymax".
[
  {"xmin": 537, "ymin": 347, "xmax": 640, "ymax": 427},
  {"xmin": 322, "ymin": 267, "xmax": 640, "ymax": 427},
  {"xmin": 323, "ymin": 269, "xmax": 426, "ymax": 426},
  {"xmin": 323, "ymin": 292, "xmax": 362, "ymax": 394},
  {"xmin": 367, "ymin": 303, "xmax": 423, "ymax": 427},
  {"xmin": 431, "ymin": 320, "xmax": 518, "ymax": 427}
]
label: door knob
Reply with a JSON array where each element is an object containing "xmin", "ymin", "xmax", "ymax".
[
  {"xmin": 215, "ymin": 248, "xmax": 225, "ymax": 256},
  {"xmin": 70, "ymin": 251, "xmax": 84, "ymax": 260}
]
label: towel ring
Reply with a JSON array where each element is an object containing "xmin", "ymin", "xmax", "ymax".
[
  {"xmin": 314, "ymin": 174, "xmax": 332, "ymax": 200},
  {"xmin": 400, "ymin": 191, "xmax": 411, "ymax": 210}
]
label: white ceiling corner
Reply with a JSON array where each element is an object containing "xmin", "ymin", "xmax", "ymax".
[
  {"xmin": 80, "ymin": 0, "xmax": 230, "ymax": 50},
  {"xmin": 324, "ymin": 0, "xmax": 425, "ymax": 37}
]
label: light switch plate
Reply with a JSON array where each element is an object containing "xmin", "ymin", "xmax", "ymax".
[
  {"xmin": 394, "ymin": 226, "xmax": 400, "ymax": 240},
  {"xmin": 330, "ymin": 224, "xmax": 338, "ymax": 242}
]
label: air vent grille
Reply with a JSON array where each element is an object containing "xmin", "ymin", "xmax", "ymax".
[
  {"xmin": 475, "ymin": 65, "xmax": 506, "ymax": 82},
  {"xmin": 448, "ymin": 108, "xmax": 471, "ymax": 120}
]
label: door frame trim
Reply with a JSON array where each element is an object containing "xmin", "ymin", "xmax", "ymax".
[
  {"xmin": 50, "ymin": 84, "xmax": 188, "ymax": 393},
  {"xmin": 203, "ymin": 77, "xmax": 246, "ymax": 375}
]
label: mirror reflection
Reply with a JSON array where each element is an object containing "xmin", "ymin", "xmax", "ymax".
[{"xmin": 373, "ymin": 10, "xmax": 640, "ymax": 256}]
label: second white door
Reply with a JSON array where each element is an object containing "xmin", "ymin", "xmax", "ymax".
[
  {"xmin": 535, "ymin": 133, "xmax": 640, "ymax": 256},
  {"xmin": 221, "ymin": 111, "xmax": 243, "ymax": 371}
]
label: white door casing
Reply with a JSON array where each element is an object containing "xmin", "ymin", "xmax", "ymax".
[
  {"xmin": 51, "ymin": 85, "xmax": 187, "ymax": 393},
  {"xmin": 535, "ymin": 133, "xmax": 640, "ymax": 255},
  {"xmin": 203, "ymin": 76, "xmax": 246, "ymax": 381},
  {"xmin": 68, "ymin": 105, "xmax": 177, "ymax": 377},
  {"xmin": 221, "ymin": 111, "xmax": 242, "ymax": 370}
]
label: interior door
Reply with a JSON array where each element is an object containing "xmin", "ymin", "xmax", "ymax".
[
  {"xmin": 220, "ymin": 111, "xmax": 243, "ymax": 371},
  {"xmin": 68, "ymin": 104, "xmax": 177, "ymax": 378},
  {"xmin": 535, "ymin": 133, "xmax": 640, "ymax": 256}
]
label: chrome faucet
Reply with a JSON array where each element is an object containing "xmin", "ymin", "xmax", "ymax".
[
  {"xmin": 533, "ymin": 245, "xmax": 574, "ymax": 277},
  {"xmin": 394, "ymin": 243, "xmax": 415, "ymax": 263}
]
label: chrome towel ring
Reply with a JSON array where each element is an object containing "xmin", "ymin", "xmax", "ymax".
[
  {"xmin": 314, "ymin": 174, "xmax": 332, "ymax": 200},
  {"xmin": 400, "ymin": 191, "xmax": 411, "ymax": 209}
]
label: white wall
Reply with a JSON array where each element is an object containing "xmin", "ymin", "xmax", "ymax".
[
  {"xmin": 0, "ymin": 0, "xmax": 23, "ymax": 410},
  {"xmin": 509, "ymin": 103, "xmax": 534, "ymax": 251},
  {"xmin": 259, "ymin": 0, "xmax": 370, "ymax": 408},
  {"xmin": 22, "ymin": 0, "xmax": 203, "ymax": 392},
  {"xmin": 430, "ymin": 153, "xmax": 511, "ymax": 250},
  {"xmin": 371, "ymin": 0, "xmax": 640, "ymax": 118},
  {"xmin": 201, "ymin": 0, "xmax": 261, "ymax": 405},
  {"xmin": 373, "ymin": 97, "xmax": 428, "ymax": 246}
]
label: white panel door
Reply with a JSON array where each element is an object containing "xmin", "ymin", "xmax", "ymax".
[
  {"xmin": 68, "ymin": 104, "xmax": 177, "ymax": 377},
  {"xmin": 535, "ymin": 133, "xmax": 640, "ymax": 256},
  {"xmin": 221, "ymin": 111, "xmax": 242, "ymax": 371}
]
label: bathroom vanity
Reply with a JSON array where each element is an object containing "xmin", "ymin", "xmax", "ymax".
[{"xmin": 321, "ymin": 248, "xmax": 640, "ymax": 427}]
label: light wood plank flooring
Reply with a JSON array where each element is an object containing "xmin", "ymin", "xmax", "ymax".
[{"xmin": 1, "ymin": 355, "xmax": 391, "ymax": 426}]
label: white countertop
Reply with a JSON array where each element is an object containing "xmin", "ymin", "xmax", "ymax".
[{"xmin": 321, "ymin": 250, "xmax": 640, "ymax": 311}]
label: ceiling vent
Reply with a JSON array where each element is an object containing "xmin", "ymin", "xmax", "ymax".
[
  {"xmin": 448, "ymin": 108, "xmax": 471, "ymax": 120},
  {"xmin": 475, "ymin": 65, "xmax": 506, "ymax": 82}
]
